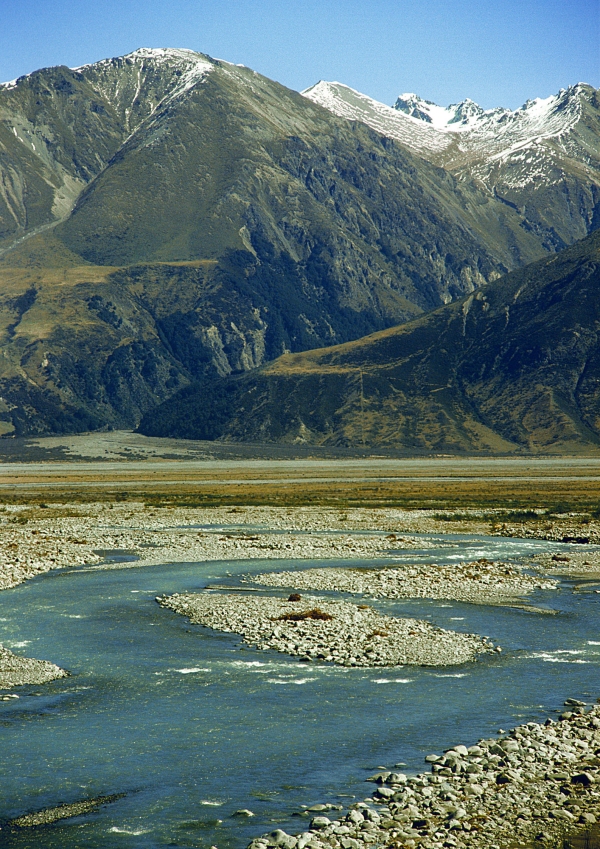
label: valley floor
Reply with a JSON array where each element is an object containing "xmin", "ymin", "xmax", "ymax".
[{"xmin": 1, "ymin": 433, "xmax": 600, "ymax": 845}]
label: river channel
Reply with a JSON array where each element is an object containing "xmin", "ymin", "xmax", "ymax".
[{"xmin": 0, "ymin": 533, "xmax": 598, "ymax": 848}]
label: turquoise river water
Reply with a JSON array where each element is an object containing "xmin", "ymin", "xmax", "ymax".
[{"xmin": 0, "ymin": 532, "xmax": 598, "ymax": 849}]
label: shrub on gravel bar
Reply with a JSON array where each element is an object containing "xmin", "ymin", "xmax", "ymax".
[{"xmin": 275, "ymin": 608, "xmax": 334, "ymax": 622}]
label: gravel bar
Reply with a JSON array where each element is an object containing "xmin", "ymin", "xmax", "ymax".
[
  {"xmin": 0, "ymin": 644, "xmax": 68, "ymax": 688},
  {"xmin": 157, "ymin": 593, "xmax": 496, "ymax": 667},
  {"xmin": 8, "ymin": 793, "xmax": 125, "ymax": 828},
  {"xmin": 0, "ymin": 502, "xmax": 591, "ymax": 594},
  {"xmin": 247, "ymin": 562, "xmax": 558, "ymax": 606},
  {"xmin": 248, "ymin": 702, "xmax": 600, "ymax": 849},
  {"xmin": 0, "ymin": 504, "xmax": 439, "ymax": 592}
]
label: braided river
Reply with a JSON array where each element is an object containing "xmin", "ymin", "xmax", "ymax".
[{"xmin": 0, "ymin": 532, "xmax": 598, "ymax": 848}]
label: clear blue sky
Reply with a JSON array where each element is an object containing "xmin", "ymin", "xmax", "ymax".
[{"xmin": 1, "ymin": 0, "xmax": 598, "ymax": 109}]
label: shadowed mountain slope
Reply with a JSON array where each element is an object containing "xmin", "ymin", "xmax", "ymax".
[
  {"xmin": 138, "ymin": 230, "xmax": 600, "ymax": 453},
  {"xmin": 0, "ymin": 49, "xmax": 559, "ymax": 436}
]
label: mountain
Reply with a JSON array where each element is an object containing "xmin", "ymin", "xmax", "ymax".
[
  {"xmin": 0, "ymin": 48, "xmax": 566, "ymax": 437},
  {"xmin": 303, "ymin": 82, "xmax": 600, "ymax": 250},
  {"xmin": 0, "ymin": 50, "xmax": 598, "ymax": 437},
  {"xmin": 138, "ymin": 229, "xmax": 600, "ymax": 454},
  {"xmin": 0, "ymin": 48, "xmax": 214, "ymax": 253}
]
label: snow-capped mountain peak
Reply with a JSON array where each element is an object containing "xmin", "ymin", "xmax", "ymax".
[
  {"xmin": 74, "ymin": 48, "xmax": 214, "ymax": 103},
  {"xmin": 394, "ymin": 93, "xmax": 504, "ymax": 131},
  {"xmin": 447, "ymin": 98, "xmax": 486, "ymax": 125},
  {"xmin": 302, "ymin": 80, "xmax": 453, "ymax": 156},
  {"xmin": 67, "ymin": 48, "xmax": 216, "ymax": 134},
  {"xmin": 304, "ymin": 78, "xmax": 597, "ymax": 205},
  {"xmin": 72, "ymin": 47, "xmax": 212, "ymax": 73},
  {"xmin": 1, "ymin": 47, "xmax": 214, "ymax": 99},
  {"xmin": 393, "ymin": 86, "xmax": 590, "ymax": 139}
]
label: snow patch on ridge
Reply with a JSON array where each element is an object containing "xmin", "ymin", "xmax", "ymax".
[
  {"xmin": 304, "ymin": 79, "xmax": 589, "ymax": 192},
  {"xmin": 394, "ymin": 87, "xmax": 583, "ymax": 141},
  {"xmin": 395, "ymin": 93, "xmax": 487, "ymax": 130},
  {"xmin": 72, "ymin": 47, "xmax": 210, "ymax": 72},
  {"xmin": 74, "ymin": 48, "xmax": 215, "ymax": 142},
  {"xmin": 76, "ymin": 48, "xmax": 214, "ymax": 105},
  {"xmin": 303, "ymin": 81, "xmax": 453, "ymax": 156},
  {"xmin": 1, "ymin": 48, "xmax": 214, "ymax": 100}
]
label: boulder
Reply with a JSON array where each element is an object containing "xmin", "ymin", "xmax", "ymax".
[
  {"xmin": 571, "ymin": 772, "xmax": 595, "ymax": 786},
  {"xmin": 452, "ymin": 745, "xmax": 469, "ymax": 757},
  {"xmin": 386, "ymin": 773, "xmax": 407, "ymax": 785},
  {"xmin": 375, "ymin": 786, "xmax": 395, "ymax": 799},
  {"xmin": 268, "ymin": 830, "xmax": 297, "ymax": 848}
]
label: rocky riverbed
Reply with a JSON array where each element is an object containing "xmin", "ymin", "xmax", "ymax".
[
  {"xmin": 247, "ymin": 562, "xmax": 559, "ymax": 607},
  {"xmin": 248, "ymin": 702, "xmax": 600, "ymax": 849},
  {"xmin": 157, "ymin": 592, "xmax": 496, "ymax": 667},
  {"xmin": 0, "ymin": 502, "xmax": 596, "ymax": 594},
  {"xmin": 0, "ymin": 502, "xmax": 574, "ymax": 692},
  {"xmin": 0, "ymin": 644, "xmax": 68, "ymax": 688},
  {"xmin": 0, "ymin": 503, "xmax": 446, "ymax": 592}
]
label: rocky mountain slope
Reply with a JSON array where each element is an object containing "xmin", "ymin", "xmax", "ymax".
[
  {"xmin": 0, "ymin": 48, "xmax": 563, "ymax": 437},
  {"xmin": 0, "ymin": 48, "xmax": 214, "ymax": 252},
  {"xmin": 138, "ymin": 229, "xmax": 600, "ymax": 453},
  {"xmin": 304, "ymin": 81, "xmax": 600, "ymax": 250},
  {"xmin": 0, "ymin": 50, "xmax": 598, "ymax": 437}
]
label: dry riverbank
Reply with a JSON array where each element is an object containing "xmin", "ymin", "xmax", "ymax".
[{"xmin": 247, "ymin": 562, "xmax": 558, "ymax": 607}]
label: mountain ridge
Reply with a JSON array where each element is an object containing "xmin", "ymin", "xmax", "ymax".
[{"xmin": 304, "ymin": 80, "xmax": 600, "ymax": 250}]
